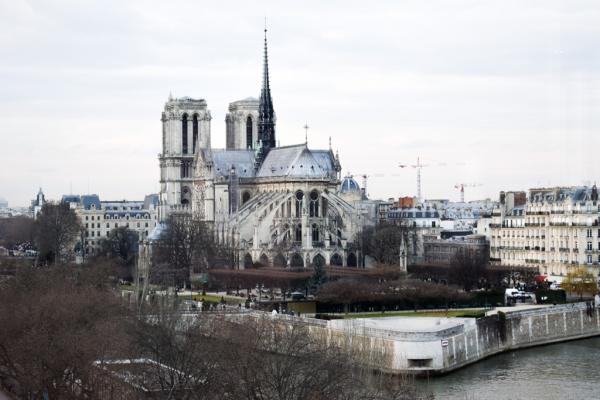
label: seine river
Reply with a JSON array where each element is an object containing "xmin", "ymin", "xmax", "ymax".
[{"xmin": 417, "ymin": 337, "xmax": 600, "ymax": 400}]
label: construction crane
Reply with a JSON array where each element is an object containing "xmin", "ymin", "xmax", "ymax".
[
  {"xmin": 454, "ymin": 183, "xmax": 482, "ymax": 203},
  {"xmin": 348, "ymin": 173, "xmax": 385, "ymax": 198},
  {"xmin": 398, "ymin": 157, "xmax": 429, "ymax": 203}
]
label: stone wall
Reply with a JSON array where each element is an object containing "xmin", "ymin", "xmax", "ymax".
[
  {"xmin": 439, "ymin": 303, "xmax": 600, "ymax": 374},
  {"xmin": 235, "ymin": 303, "xmax": 600, "ymax": 375}
]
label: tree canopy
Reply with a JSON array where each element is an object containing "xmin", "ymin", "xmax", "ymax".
[
  {"xmin": 561, "ymin": 267, "xmax": 598, "ymax": 300},
  {"xmin": 34, "ymin": 202, "xmax": 81, "ymax": 264}
]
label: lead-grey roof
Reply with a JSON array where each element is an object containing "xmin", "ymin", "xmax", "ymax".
[
  {"xmin": 212, "ymin": 150, "xmax": 256, "ymax": 179},
  {"xmin": 256, "ymin": 144, "xmax": 336, "ymax": 179}
]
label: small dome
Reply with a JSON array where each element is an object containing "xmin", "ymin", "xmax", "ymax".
[{"xmin": 340, "ymin": 176, "xmax": 361, "ymax": 193}]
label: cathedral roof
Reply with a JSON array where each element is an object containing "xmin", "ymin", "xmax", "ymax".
[
  {"xmin": 211, "ymin": 150, "xmax": 256, "ymax": 179},
  {"xmin": 256, "ymin": 144, "xmax": 336, "ymax": 179}
]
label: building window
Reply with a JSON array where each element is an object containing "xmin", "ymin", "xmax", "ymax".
[
  {"xmin": 193, "ymin": 114, "xmax": 198, "ymax": 153},
  {"xmin": 588, "ymin": 242, "xmax": 593, "ymax": 251},
  {"xmin": 587, "ymin": 229, "xmax": 593, "ymax": 238},
  {"xmin": 588, "ymin": 255, "xmax": 592, "ymax": 264},
  {"xmin": 246, "ymin": 116, "xmax": 253, "ymax": 149},
  {"xmin": 312, "ymin": 223, "xmax": 319, "ymax": 242},
  {"xmin": 295, "ymin": 191, "xmax": 304, "ymax": 218},
  {"xmin": 309, "ymin": 190, "xmax": 319, "ymax": 217},
  {"xmin": 181, "ymin": 161, "xmax": 191, "ymax": 178},
  {"xmin": 182, "ymin": 113, "xmax": 188, "ymax": 154},
  {"xmin": 295, "ymin": 224, "xmax": 302, "ymax": 242}
]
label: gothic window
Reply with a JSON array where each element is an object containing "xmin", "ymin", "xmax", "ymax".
[
  {"xmin": 283, "ymin": 224, "xmax": 290, "ymax": 242},
  {"xmin": 181, "ymin": 160, "xmax": 192, "ymax": 178},
  {"xmin": 181, "ymin": 186, "xmax": 191, "ymax": 205},
  {"xmin": 242, "ymin": 191, "xmax": 251, "ymax": 205},
  {"xmin": 312, "ymin": 254, "xmax": 325, "ymax": 267},
  {"xmin": 309, "ymin": 190, "xmax": 319, "ymax": 217},
  {"xmin": 274, "ymin": 254, "xmax": 287, "ymax": 268},
  {"xmin": 347, "ymin": 253, "xmax": 357, "ymax": 267},
  {"xmin": 290, "ymin": 253, "xmax": 304, "ymax": 268},
  {"xmin": 295, "ymin": 223, "xmax": 302, "ymax": 242},
  {"xmin": 259, "ymin": 253, "xmax": 269, "ymax": 266},
  {"xmin": 312, "ymin": 223, "xmax": 319, "ymax": 242},
  {"xmin": 330, "ymin": 253, "xmax": 343, "ymax": 266},
  {"xmin": 244, "ymin": 253, "xmax": 253, "ymax": 268},
  {"xmin": 182, "ymin": 114, "xmax": 188, "ymax": 154},
  {"xmin": 246, "ymin": 116, "xmax": 253, "ymax": 149},
  {"xmin": 295, "ymin": 191, "xmax": 304, "ymax": 218},
  {"xmin": 192, "ymin": 114, "xmax": 198, "ymax": 153}
]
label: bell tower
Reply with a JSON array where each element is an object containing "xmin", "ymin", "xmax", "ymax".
[{"xmin": 159, "ymin": 95, "xmax": 211, "ymax": 220}]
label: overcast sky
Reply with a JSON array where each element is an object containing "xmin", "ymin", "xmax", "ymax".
[{"xmin": 1, "ymin": 0, "xmax": 599, "ymax": 207}]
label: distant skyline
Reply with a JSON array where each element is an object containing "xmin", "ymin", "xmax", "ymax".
[{"xmin": 1, "ymin": 0, "xmax": 599, "ymax": 206}]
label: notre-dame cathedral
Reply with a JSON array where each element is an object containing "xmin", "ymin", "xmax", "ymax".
[{"xmin": 153, "ymin": 29, "xmax": 369, "ymax": 269}]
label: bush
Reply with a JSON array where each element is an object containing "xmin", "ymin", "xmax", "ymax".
[{"xmin": 535, "ymin": 289, "xmax": 566, "ymax": 304}]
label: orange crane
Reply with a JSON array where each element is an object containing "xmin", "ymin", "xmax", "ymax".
[{"xmin": 454, "ymin": 183, "xmax": 482, "ymax": 202}]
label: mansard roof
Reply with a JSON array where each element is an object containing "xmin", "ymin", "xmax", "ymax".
[{"xmin": 529, "ymin": 186, "xmax": 597, "ymax": 204}]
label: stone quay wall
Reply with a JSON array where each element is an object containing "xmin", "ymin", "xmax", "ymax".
[
  {"xmin": 439, "ymin": 302, "xmax": 600, "ymax": 374},
  {"xmin": 229, "ymin": 303, "xmax": 600, "ymax": 375}
]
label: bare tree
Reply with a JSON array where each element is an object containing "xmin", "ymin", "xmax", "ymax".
[
  {"xmin": 34, "ymin": 202, "xmax": 81, "ymax": 265},
  {"xmin": 448, "ymin": 249, "xmax": 488, "ymax": 291},
  {"xmin": 0, "ymin": 264, "xmax": 133, "ymax": 399},
  {"xmin": 360, "ymin": 222, "xmax": 415, "ymax": 266},
  {"xmin": 0, "ymin": 216, "xmax": 35, "ymax": 251},
  {"xmin": 97, "ymin": 227, "xmax": 139, "ymax": 280},
  {"xmin": 151, "ymin": 213, "xmax": 214, "ymax": 289}
]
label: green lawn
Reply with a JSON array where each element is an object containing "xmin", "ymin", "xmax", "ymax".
[
  {"xmin": 190, "ymin": 294, "xmax": 245, "ymax": 304},
  {"xmin": 337, "ymin": 309, "xmax": 486, "ymax": 319}
]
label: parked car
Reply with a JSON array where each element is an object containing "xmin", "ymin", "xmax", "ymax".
[{"xmin": 291, "ymin": 291, "xmax": 305, "ymax": 301}]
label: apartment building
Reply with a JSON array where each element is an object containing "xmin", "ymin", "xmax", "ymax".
[
  {"xmin": 62, "ymin": 194, "xmax": 159, "ymax": 256},
  {"xmin": 490, "ymin": 186, "xmax": 600, "ymax": 280}
]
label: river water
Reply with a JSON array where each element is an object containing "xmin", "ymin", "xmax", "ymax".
[{"xmin": 417, "ymin": 337, "xmax": 600, "ymax": 400}]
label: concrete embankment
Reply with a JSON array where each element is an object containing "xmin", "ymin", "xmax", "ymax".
[
  {"xmin": 279, "ymin": 302, "xmax": 600, "ymax": 375},
  {"xmin": 436, "ymin": 302, "xmax": 600, "ymax": 375}
]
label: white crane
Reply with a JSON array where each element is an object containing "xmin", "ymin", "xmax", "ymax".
[
  {"xmin": 454, "ymin": 183, "xmax": 483, "ymax": 203},
  {"xmin": 399, "ymin": 157, "xmax": 429, "ymax": 203}
]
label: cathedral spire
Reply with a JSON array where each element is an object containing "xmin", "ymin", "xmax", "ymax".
[{"xmin": 257, "ymin": 25, "xmax": 276, "ymax": 157}]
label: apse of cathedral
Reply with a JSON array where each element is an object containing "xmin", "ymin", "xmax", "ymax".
[{"xmin": 155, "ymin": 29, "xmax": 373, "ymax": 269}]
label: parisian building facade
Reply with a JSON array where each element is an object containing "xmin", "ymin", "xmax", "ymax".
[
  {"xmin": 62, "ymin": 194, "xmax": 159, "ymax": 257},
  {"xmin": 490, "ymin": 186, "xmax": 600, "ymax": 280}
]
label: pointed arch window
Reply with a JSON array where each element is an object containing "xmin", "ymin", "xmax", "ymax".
[
  {"xmin": 182, "ymin": 114, "xmax": 188, "ymax": 154},
  {"xmin": 192, "ymin": 114, "xmax": 198, "ymax": 153},
  {"xmin": 295, "ymin": 191, "xmax": 304, "ymax": 218},
  {"xmin": 312, "ymin": 223, "xmax": 319, "ymax": 242},
  {"xmin": 246, "ymin": 116, "xmax": 253, "ymax": 149}
]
